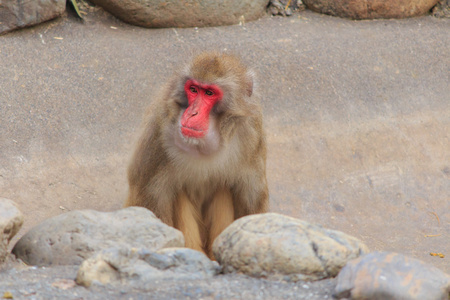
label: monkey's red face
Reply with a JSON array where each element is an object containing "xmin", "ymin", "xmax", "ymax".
[{"xmin": 181, "ymin": 79, "xmax": 223, "ymax": 138}]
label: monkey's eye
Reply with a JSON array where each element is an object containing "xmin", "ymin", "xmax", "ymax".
[
  {"xmin": 189, "ymin": 86, "xmax": 197, "ymax": 93},
  {"xmin": 205, "ymin": 90, "xmax": 214, "ymax": 96}
]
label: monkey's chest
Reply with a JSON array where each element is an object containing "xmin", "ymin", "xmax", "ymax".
[
  {"xmin": 182, "ymin": 180, "xmax": 223, "ymax": 207},
  {"xmin": 172, "ymin": 148, "xmax": 239, "ymax": 206}
]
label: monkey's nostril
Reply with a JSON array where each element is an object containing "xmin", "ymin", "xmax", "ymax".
[{"xmin": 192, "ymin": 112, "xmax": 198, "ymax": 116}]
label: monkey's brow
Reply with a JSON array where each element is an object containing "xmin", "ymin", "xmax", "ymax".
[{"xmin": 189, "ymin": 79, "xmax": 221, "ymax": 92}]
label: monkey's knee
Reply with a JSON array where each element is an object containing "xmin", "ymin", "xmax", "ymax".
[
  {"xmin": 205, "ymin": 188, "xmax": 235, "ymax": 257},
  {"xmin": 174, "ymin": 193, "xmax": 204, "ymax": 253}
]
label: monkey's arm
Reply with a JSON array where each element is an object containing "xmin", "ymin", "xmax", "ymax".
[
  {"xmin": 125, "ymin": 109, "xmax": 177, "ymax": 226},
  {"xmin": 231, "ymin": 161, "xmax": 269, "ymax": 219}
]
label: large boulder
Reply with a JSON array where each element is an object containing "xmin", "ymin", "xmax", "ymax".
[
  {"xmin": 334, "ymin": 252, "xmax": 450, "ymax": 300},
  {"xmin": 89, "ymin": 0, "xmax": 270, "ymax": 28},
  {"xmin": 0, "ymin": 0, "xmax": 66, "ymax": 35},
  {"xmin": 303, "ymin": 0, "xmax": 440, "ymax": 19},
  {"xmin": 213, "ymin": 213, "xmax": 369, "ymax": 281},
  {"xmin": 0, "ymin": 198, "xmax": 24, "ymax": 263},
  {"xmin": 12, "ymin": 207, "xmax": 184, "ymax": 266},
  {"xmin": 76, "ymin": 247, "xmax": 220, "ymax": 287}
]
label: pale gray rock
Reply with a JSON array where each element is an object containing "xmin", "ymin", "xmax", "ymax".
[
  {"xmin": 303, "ymin": 0, "xmax": 440, "ymax": 19},
  {"xmin": 89, "ymin": 0, "xmax": 270, "ymax": 28},
  {"xmin": 334, "ymin": 252, "xmax": 450, "ymax": 300},
  {"xmin": 0, "ymin": 0, "xmax": 66, "ymax": 35},
  {"xmin": 76, "ymin": 246, "xmax": 220, "ymax": 287},
  {"xmin": 213, "ymin": 213, "xmax": 368, "ymax": 281},
  {"xmin": 268, "ymin": 0, "xmax": 306, "ymax": 16},
  {"xmin": 12, "ymin": 207, "xmax": 184, "ymax": 266},
  {"xmin": 432, "ymin": 0, "xmax": 450, "ymax": 17},
  {"xmin": 0, "ymin": 198, "xmax": 24, "ymax": 263}
]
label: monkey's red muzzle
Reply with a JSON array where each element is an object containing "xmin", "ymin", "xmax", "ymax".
[
  {"xmin": 181, "ymin": 79, "xmax": 222, "ymax": 138},
  {"xmin": 180, "ymin": 98, "xmax": 210, "ymax": 138}
]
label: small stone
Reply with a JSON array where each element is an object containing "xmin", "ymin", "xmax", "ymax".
[
  {"xmin": 334, "ymin": 252, "xmax": 450, "ymax": 300},
  {"xmin": 76, "ymin": 246, "xmax": 220, "ymax": 287},
  {"xmin": 432, "ymin": 0, "xmax": 450, "ymax": 18},
  {"xmin": 213, "ymin": 213, "xmax": 368, "ymax": 281},
  {"xmin": 76, "ymin": 254, "xmax": 120, "ymax": 287},
  {"xmin": 0, "ymin": 198, "xmax": 24, "ymax": 263},
  {"xmin": 268, "ymin": 0, "xmax": 305, "ymax": 16}
]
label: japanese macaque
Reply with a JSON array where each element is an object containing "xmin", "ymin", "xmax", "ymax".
[{"xmin": 125, "ymin": 52, "xmax": 268, "ymax": 258}]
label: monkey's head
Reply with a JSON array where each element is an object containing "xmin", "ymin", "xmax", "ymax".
[{"xmin": 170, "ymin": 52, "xmax": 256, "ymax": 157}]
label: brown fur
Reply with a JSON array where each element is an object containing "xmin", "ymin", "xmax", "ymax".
[{"xmin": 125, "ymin": 52, "xmax": 268, "ymax": 258}]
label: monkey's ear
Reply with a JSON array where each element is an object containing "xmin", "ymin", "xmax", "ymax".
[{"xmin": 245, "ymin": 70, "xmax": 255, "ymax": 97}]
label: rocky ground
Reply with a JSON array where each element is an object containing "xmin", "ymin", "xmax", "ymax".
[{"xmin": 0, "ymin": 257, "xmax": 336, "ymax": 299}]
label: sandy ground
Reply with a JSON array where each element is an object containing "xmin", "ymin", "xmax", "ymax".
[{"xmin": 0, "ymin": 5, "xmax": 449, "ymax": 297}]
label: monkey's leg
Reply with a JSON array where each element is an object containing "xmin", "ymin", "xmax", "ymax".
[
  {"xmin": 174, "ymin": 192, "xmax": 204, "ymax": 253},
  {"xmin": 205, "ymin": 188, "xmax": 235, "ymax": 259}
]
